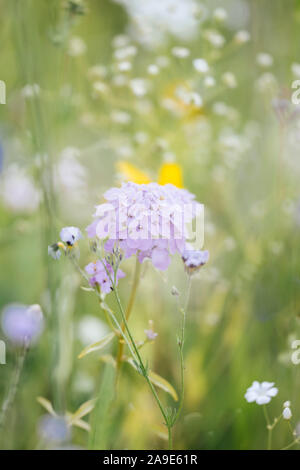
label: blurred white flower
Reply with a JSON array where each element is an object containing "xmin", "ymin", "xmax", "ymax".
[
  {"xmin": 147, "ymin": 64, "xmax": 159, "ymax": 75},
  {"xmin": 117, "ymin": 61, "xmax": 132, "ymax": 72},
  {"xmin": 222, "ymin": 72, "xmax": 237, "ymax": 88},
  {"xmin": 77, "ymin": 315, "xmax": 109, "ymax": 345},
  {"xmin": 203, "ymin": 30, "xmax": 225, "ymax": 48},
  {"xmin": 21, "ymin": 83, "xmax": 40, "ymax": 98},
  {"xmin": 234, "ymin": 30, "xmax": 250, "ymax": 44},
  {"xmin": 213, "ymin": 8, "xmax": 227, "ymax": 22},
  {"xmin": 114, "ymin": 45, "xmax": 137, "ymax": 61},
  {"xmin": 193, "ymin": 58, "xmax": 209, "ymax": 74},
  {"xmin": 68, "ymin": 36, "xmax": 86, "ymax": 57},
  {"xmin": 204, "ymin": 76, "xmax": 216, "ymax": 87},
  {"xmin": 111, "ymin": 110, "xmax": 132, "ymax": 124},
  {"xmin": 291, "ymin": 63, "xmax": 300, "ymax": 78},
  {"xmin": 171, "ymin": 46, "xmax": 190, "ymax": 58},
  {"xmin": 256, "ymin": 52, "xmax": 273, "ymax": 68},
  {"xmin": 112, "ymin": 34, "xmax": 130, "ymax": 48},
  {"xmin": 92, "ymin": 81, "xmax": 109, "ymax": 95},
  {"xmin": 114, "ymin": 0, "xmax": 201, "ymax": 47},
  {"xmin": 130, "ymin": 78, "xmax": 148, "ymax": 96},
  {"xmin": 88, "ymin": 64, "xmax": 108, "ymax": 79},
  {"xmin": 255, "ymin": 73, "xmax": 277, "ymax": 93},
  {"xmin": 0, "ymin": 164, "xmax": 40, "ymax": 213},
  {"xmin": 245, "ymin": 381, "xmax": 278, "ymax": 405}
]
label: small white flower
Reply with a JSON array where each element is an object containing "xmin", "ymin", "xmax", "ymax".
[
  {"xmin": 193, "ymin": 58, "xmax": 209, "ymax": 74},
  {"xmin": 283, "ymin": 407, "xmax": 292, "ymax": 420},
  {"xmin": 171, "ymin": 47, "xmax": 190, "ymax": 58},
  {"xmin": 204, "ymin": 76, "xmax": 216, "ymax": 88},
  {"xmin": 117, "ymin": 61, "xmax": 132, "ymax": 72},
  {"xmin": 283, "ymin": 401, "xmax": 291, "ymax": 408},
  {"xmin": 130, "ymin": 78, "xmax": 148, "ymax": 97},
  {"xmin": 68, "ymin": 36, "xmax": 86, "ymax": 57},
  {"xmin": 256, "ymin": 53, "xmax": 273, "ymax": 68},
  {"xmin": 291, "ymin": 63, "xmax": 300, "ymax": 78},
  {"xmin": 245, "ymin": 381, "xmax": 278, "ymax": 405},
  {"xmin": 60, "ymin": 227, "xmax": 82, "ymax": 246},
  {"xmin": 48, "ymin": 244, "xmax": 62, "ymax": 260},
  {"xmin": 213, "ymin": 8, "xmax": 227, "ymax": 22},
  {"xmin": 234, "ymin": 30, "xmax": 250, "ymax": 44},
  {"xmin": 222, "ymin": 72, "xmax": 237, "ymax": 88},
  {"xmin": 147, "ymin": 64, "xmax": 159, "ymax": 75}
]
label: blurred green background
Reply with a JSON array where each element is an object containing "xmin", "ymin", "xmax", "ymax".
[{"xmin": 1, "ymin": 0, "xmax": 300, "ymax": 450}]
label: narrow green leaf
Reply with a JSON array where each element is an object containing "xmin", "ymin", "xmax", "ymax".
[
  {"xmin": 127, "ymin": 359, "xmax": 178, "ymax": 401},
  {"xmin": 71, "ymin": 399, "xmax": 96, "ymax": 422},
  {"xmin": 37, "ymin": 396, "xmax": 56, "ymax": 416},
  {"xmin": 78, "ymin": 332, "xmax": 115, "ymax": 359}
]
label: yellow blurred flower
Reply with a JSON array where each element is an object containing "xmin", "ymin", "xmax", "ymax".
[{"xmin": 116, "ymin": 161, "xmax": 183, "ymax": 188}]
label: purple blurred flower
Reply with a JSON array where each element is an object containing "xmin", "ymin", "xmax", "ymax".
[
  {"xmin": 38, "ymin": 414, "xmax": 70, "ymax": 444},
  {"xmin": 86, "ymin": 182, "xmax": 202, "ymax": 271},
  {"xmin": 182, "ymin": 249, "xmax": 209, "ymax": 274},
  {"xmin": 85, "ymin": 260, "xmax": 125, "ymax": 293},
  {"xmin": 1, "ymin": 303, "xmax": 44, "ymax": 346}
]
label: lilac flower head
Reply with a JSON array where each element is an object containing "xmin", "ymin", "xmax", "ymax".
[
  {"xmin": 85, "ymin": 260, "xmax": 125, "ymax": 293},
  {"xmin": 60, "ymin": 226, "xmax": 82, "ymax": 246},
  {"xmin": 1, "ymin": 303, "xmax": 44, "ymax": 346},
  {"xmin": 86, "ymin": 182, "xmax": 203, "ymax": 271},
  {"xmin": 182, "ymin": 249, "xmax": 209, "ymax": 274}
]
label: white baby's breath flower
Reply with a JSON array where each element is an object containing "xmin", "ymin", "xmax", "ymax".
[
  {"xmin": 111, "ymin": 110, "xmax": 131, "ymax": 124},
  {"xmin": 112, "ymin": 34, "xmax": 130, "ymax": 48},
  {"xmin": 171, "ymin": 46, "xmax": 190, "ymax": 58},
  {"xmin": 88, "ymin": 64, "xmax": 108, "ymax": 79},
  {"xmin": 68, "ymin": 36, "xmax": 86, "ymax": 57},
  {"xmin": 112, "ymin": 74, "xmax": 128, "ymax": 87},
  {"xmin": 92, "ymin": 81, "xmax": 108, "ymax": 95},
  {"xmin": 22, "ymin": 83, "xmax": 40, "ymax": 98},
  {"xmin": 222, "ymin": 72, "xmax": 237, "ymax": 88},
  {"xmin": 256, "ymin": 53, "xmax": 273, "ymax": 68},
  {"xmin": 244, "ymin": 381, "xmax": 278, "ymax": 405},
  {"xmin": 114, "ymin": 45, "xmax": 137, "ymax": 61},
  {"xmin": 291, "ymin": 63, "xmax": 300, "ymax": 78},
  {"xmin": 117, "ymin": 61, "xmax": 132, "ymax": 72},
  {"xmin": 213, "ymin": 8, "xmax": 227, "ymax": 22},
  {"xmin": 193, "ymin": 58, "xmax": 209, "ymax": 74},
  {"xmin": 130, "ymin": 78, "xmax": 148, "ymax": 96},
  {"xmin": 234, "ymin": 30, "xmax": 250, "ymax": 44},
  {"xmin": 147, "ymin": 64, "xmax": 159, "ymax": 75},
  {"xmin": 204, "ymin": 30, "xmax": 225, "ymax": 48},
  {"xmin": 283, "ymin": 407, "xmax": 292, "ymax": 420},
  {"xmin": 204, "ymin": 76, "xmax": 216, "ymax": 87}
]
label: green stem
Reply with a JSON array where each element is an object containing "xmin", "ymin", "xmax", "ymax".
[
  {"xmin": 263, "ymin": 405, "xmax": 272, "ymax": 450},
  {"xmin": 112, "ymin": 282, "xmax": 169, "ymax": 429},
  {"xmin": 0, "ymin": 345, "xmax": 27, "ymax": 433},
  {"xmin": 115, "ymin": 257, "xmax": 141, "ymax": 387}
]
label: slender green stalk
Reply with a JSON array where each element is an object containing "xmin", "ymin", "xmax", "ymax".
[
  {"xmin": 263, "ymin": 405, "xmax": 272, "ymax": 450},
  {"xmin": 172, "ymin": 276, "xmax": 191, "ymax": 426},
  {"xmin": 0, "ymin": 345, "xmax": 27, "ymax": 433},
  {"xmin": 112, "ymin": 280, "xmax": 170, "ymax": 430},
  {"xmin": 115, "ymin": 257, "xmax": 141, "ymax": 387}
]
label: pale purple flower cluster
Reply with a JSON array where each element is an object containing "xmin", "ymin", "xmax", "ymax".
[
  {"xmin": 86, "ymin": 182, "xmax": 202, "ymax": 271},
  {"xmin": 85, "ymin": 260, "xmax": 125, "ymax": 293}
]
